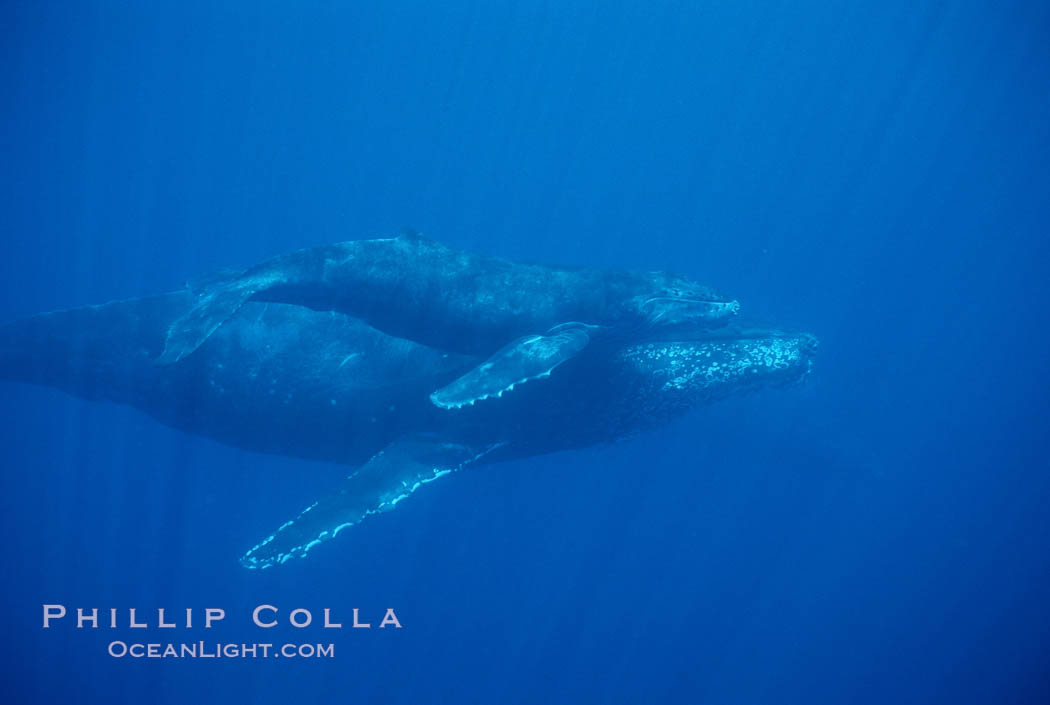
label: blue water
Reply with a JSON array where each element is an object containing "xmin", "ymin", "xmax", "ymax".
[{"xmin": 2, "ymin": 2, "xmax": 1048, "ymax": 703}]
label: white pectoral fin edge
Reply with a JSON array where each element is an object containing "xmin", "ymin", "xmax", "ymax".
[
  {"xmin": 240, "ymin": 438, "xmax": 503, "ymax": 569},
  {"xmin": 429, "ymin": 327, "xmax": 591, "ymax": 410}
]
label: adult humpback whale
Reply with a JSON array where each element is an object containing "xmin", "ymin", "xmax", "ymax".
[
  {"xmin": 0, "ymin": 291, "xmax": 815, "ymax": 569},
  {"xmin": 156, "ymin": 234, "xmax": 741, "ymax": 408}
]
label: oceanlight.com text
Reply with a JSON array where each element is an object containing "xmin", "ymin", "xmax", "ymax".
[{"xmin": 107, "ymin": 641, "xmax": 335, "ymax": 659}]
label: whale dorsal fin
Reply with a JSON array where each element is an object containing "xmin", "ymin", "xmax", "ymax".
[
  {"xmin": 240, "ymin": 436, "xmax": 503, "ymax": 569},
  {"xmin": 429, "ymin": 324, "xmax": 593, "ymax": 410}
]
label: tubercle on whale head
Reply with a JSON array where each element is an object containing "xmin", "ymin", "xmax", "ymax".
[{"xmin": 618, "ymin": 328, "xmax": 818, "ymax": 399}]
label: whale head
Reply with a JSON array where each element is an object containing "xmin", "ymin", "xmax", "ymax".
[
  {"xmin": 614, "ymin": 326, "xmax": 817, "ymax": 416},
  {"xmin": 630, "ymin": 272, "xmax": 740, "ymax": 329}
]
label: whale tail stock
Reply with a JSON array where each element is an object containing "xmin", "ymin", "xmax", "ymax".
[
  {"xmin": 0, "ymin": 292, "xmax": 195, "ymax": 404},
  {"xmin": 240, "ymin": 436, "xmax": 503, "ymax": 569}
]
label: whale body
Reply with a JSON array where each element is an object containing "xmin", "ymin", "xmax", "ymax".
[
  {"xmin": 0, "ymin": 291, "xmax": 815, "ymax": 568},
  {"xmin": 157, "ymin": 235, "xmax": 742, "ymax": 409}
]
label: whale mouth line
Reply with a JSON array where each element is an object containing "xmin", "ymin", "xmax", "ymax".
[
  {"xmin": 641, "ymin": 296, "xmax": 740, "ymax": 309},
  {"xmin": 641, "ymin": 295, "xmax": 709, "ymax": 306},
  {"xmin": 641, "ymin": 297, "xmax": 741, "ymax": 326}
]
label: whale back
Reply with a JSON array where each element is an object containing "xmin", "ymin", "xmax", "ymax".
[{"xmin": 0, "ymin": 293, "xmax": 475, "ymax": 465}]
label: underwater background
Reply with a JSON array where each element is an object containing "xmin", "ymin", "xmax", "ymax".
[{"xmin": 1, "ymin": 2, "xmax": 1048, "ymax": 703}]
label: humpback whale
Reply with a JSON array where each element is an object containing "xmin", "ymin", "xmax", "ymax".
[
  {"xmin": 0, "ymin": 291, "xmax": 815, "ymax": 569},
  {"xmin": 156, "ymin": 235, "xmax": 741, "ymax": 408}
]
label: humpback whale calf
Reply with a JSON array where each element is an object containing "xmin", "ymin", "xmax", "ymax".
[
  {"xmin": 0, "ymin": 291, "xmax": 815, "ymax": 568},
  {"xmin": 157, "ymin": 234, "xmax": 741, "ymax": 408}
]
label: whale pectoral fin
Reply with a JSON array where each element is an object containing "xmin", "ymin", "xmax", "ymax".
[
  {"xmin": 156, "ymin": 272, "xmax": 273, "ymax": 365},
  {"xmin": 429, "ymin": 327, "xmax": 591, "ymax": 410},
  {"xmin": 185, "ymin": 266, "xmax": 246, "ymax": 294},
  {"xmin": 240, "ymin": 437, "xmax": 502, "ymax": 569}
]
